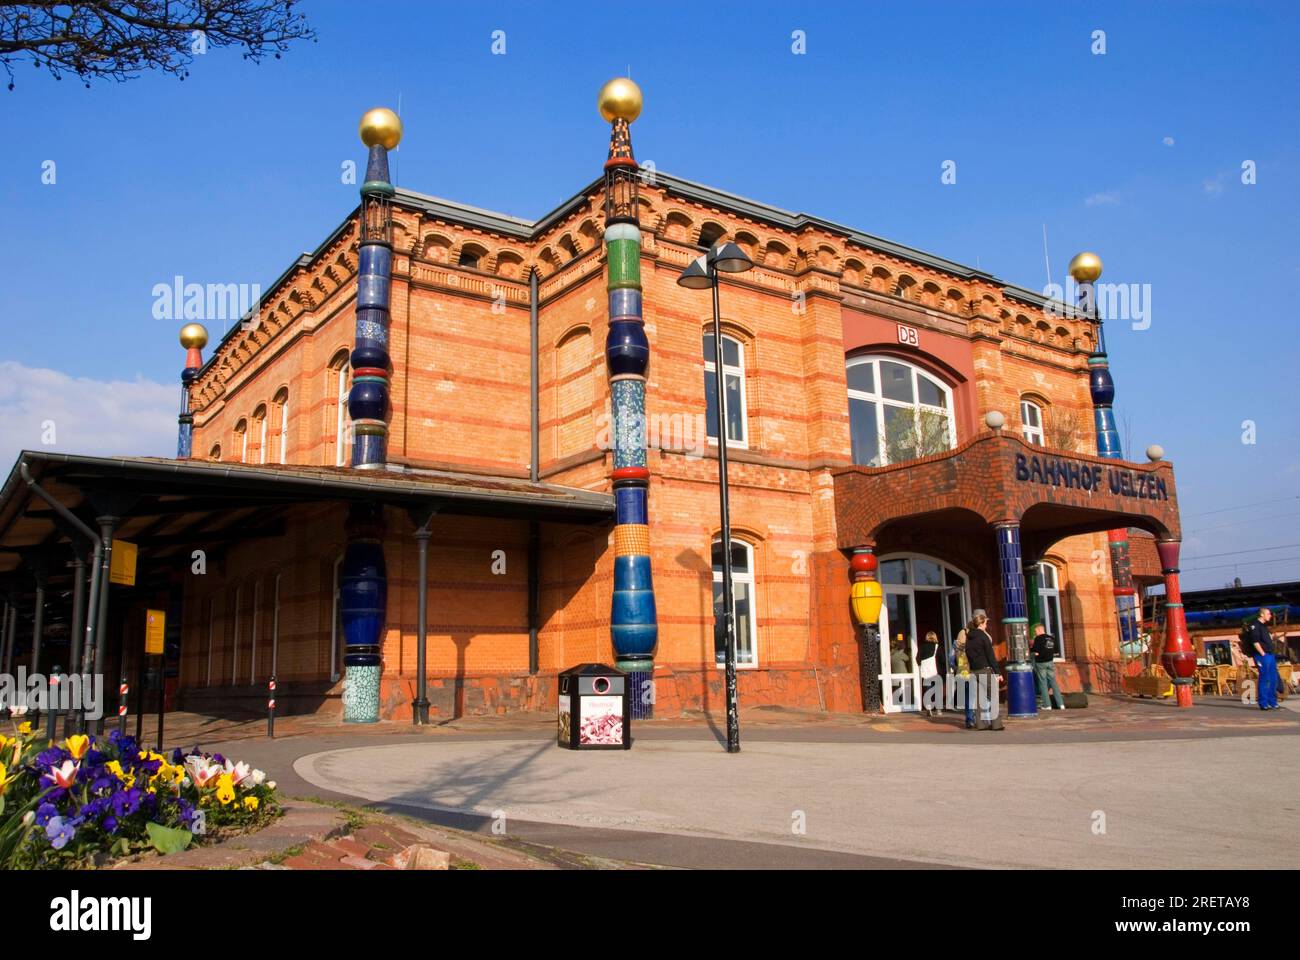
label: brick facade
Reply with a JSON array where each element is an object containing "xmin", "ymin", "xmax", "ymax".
[{"xmin": 179, "ymin": 174, "xmax": 1180, "ymax": 718}]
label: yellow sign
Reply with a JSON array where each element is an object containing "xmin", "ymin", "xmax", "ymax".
[
  {"xmin": 145, "ymin": 609, "xmax": 166, "ymax": 655},
  {"xmin": 109, "ymin": 540, "xmax": 137, "ymax": 586}
]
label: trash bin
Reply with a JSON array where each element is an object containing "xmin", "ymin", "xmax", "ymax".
[{"xmin": 557, "ymin": 663, "xmax": 631, "ymax": 750}]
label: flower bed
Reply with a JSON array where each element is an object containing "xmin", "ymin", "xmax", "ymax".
[{"xmin": 0, "ymin": 716, "xmax": 280, "ymax": 869}]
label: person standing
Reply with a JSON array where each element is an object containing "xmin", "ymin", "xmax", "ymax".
[
  {"xmin": 1030, "ymin": 623, "xmax": 1065, "ymax": 710},
  {"xmin": 918, "ymin": 630, "xmax": 941, "ymax": 717},
  {"xmin": 950, "ymin": 626, "xmax": 975, "ymax": 728},
  {"xmin": 1245, "ymin": 607, "xmax": 1281, "ymax": 711},
  {"xmin": 965, "ymin": 610, "xmax": 1004, "ymax": 730}
]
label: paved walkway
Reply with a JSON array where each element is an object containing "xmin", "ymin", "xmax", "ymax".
[{"xmin": 191, "ymin": 695, "xmax": 1300, "ymax": 870}]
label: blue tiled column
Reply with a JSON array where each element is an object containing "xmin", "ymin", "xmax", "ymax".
[{"xmin": 996, "ymin": 522, "xmax": 1037, "ymax": 718}]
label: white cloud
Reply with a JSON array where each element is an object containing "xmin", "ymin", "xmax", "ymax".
[
  {"xmin": 1162, "ymin": 136, "xmax": 1175, "ymax": 146},
  {"xmin": 1084, "ymin": 191, "xmax": 1121, "ymax": 206},
  {"xmin": 0, "ymin": 361, "xmax": 177, "ymax": 469},
  {"xmin": 1203, "ymin": 175, "xmax": 1226, "ymax": 197}
]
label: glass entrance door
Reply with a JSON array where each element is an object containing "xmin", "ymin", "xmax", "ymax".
[{"xmin": 877, "ymin": 555, "xmax": 971, "ymax": 713}]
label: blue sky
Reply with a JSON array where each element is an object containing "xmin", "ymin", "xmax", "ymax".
[{"xmin": 1, "ymin": 1, "xmax": 1297, "ymax": 589}]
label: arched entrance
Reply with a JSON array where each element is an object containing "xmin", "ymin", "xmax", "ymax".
[{"xmin": 877, "ymin": 553, "xmax": 971, "ymax": 713}]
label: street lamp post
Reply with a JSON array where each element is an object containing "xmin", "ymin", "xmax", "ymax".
[{"xmin": 678, "ymin": 242, "xmax": 753, "ymax": 754}]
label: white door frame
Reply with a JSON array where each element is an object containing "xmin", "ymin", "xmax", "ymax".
[{"xmin": 877, "ymin": 554, "xmax": 971, "ymax": 713}]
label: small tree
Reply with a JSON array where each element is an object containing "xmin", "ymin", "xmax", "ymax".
[
  {"xmin": 1, "ymin": 1, "xmax": 315, "ymax": 90},
  {"xmin": 884, "ymin": 408, "xmax": 950, "ymax": 464}
]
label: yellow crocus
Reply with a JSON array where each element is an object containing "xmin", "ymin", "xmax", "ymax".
[
  {"xmin": 0, "ymin": 761, "xmax": 9, "ymax": 796},
  {"xmin": 65, "ymin": 734, "xmax": 90, "ymax": 760},
  {"xmin": 17, "ymin": 722, "xmax": 32, "ymax": 735}
]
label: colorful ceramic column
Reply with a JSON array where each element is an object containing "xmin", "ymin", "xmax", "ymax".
[
  {"xmin": 598, "ymin": 78, "xmax": 657, "ymax": 719},
  {"xmin": 349, "ymin": 107, "xmax": 402, "ymax": 470},
  {"xmin": 996, "ymin": 521, "xmax": 1036, "ymax": 717},
  {"xmin": 339, "ymin": 502, "xmax": 386, "ymax": 722},
  {"xmin": 176, "ymin": 323, "xmax": 208, "ymax": 458},
  {"xmin": 849, "ymin": 547, "xmax": 883, "ymax": 713},
  {"xmin": 1156, "ymin": 540, "xmax": 1196, "ymax": 708},
  {"xmin": 1071, "ymin": 252, "xmax": 1142, "ymax": 660}
]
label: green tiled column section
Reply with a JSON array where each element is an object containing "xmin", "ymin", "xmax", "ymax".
[{"xmin": 606, "ymin": 238, "xmax": 641, "ymax": 289}]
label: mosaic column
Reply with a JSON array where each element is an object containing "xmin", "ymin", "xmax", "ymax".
[
  {"xmin": 996, "ymin": 521, "xmax": 1037, "ymax": 718},
  {"xmin": 1072, "ymin": 252, "xmax": 1142, "ymax": 656},
  {"xmin": 349, "ymin": 108, "xmax": 402, "ymax": 470},
  {"xmin": 849, "ymin": 547, "xmax": 883, "ymax": 713},
  {"xmin": 1156, "ymin": 540, "xmax": 1196, "ymax": 707},
  {"xmin": 339, "ymin": 502, "xmax": 386, "ymax": 722},
  {"xmin": 598, "ymin": 79, "xmax": 657, "ymax": 719},
  {"xmin": 176, "ymin": 323, "xmax": 208, "ymax": 458}
]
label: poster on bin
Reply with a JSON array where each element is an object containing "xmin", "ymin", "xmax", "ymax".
[
  {"xmin": 579, "ymin": 695, "xmax": 624, "ymax": 745},
  {"xmin": 558, "ymin": 695, "xmax": 572, "ymax": 745}
]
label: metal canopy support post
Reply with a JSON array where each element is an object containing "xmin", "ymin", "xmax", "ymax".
[{"xmin": 408, "ymin": 507, "xmax": 437, "ymax": 725}]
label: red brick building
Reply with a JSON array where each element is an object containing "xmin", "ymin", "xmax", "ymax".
[{"xmin": 0, "ymin": 171, "xmax": 1183, "ymax": 721}]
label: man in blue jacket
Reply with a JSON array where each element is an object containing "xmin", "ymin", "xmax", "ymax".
[{"xmin": 1246, "ymin": 607, "xmax": 1280, "ymax": 711}]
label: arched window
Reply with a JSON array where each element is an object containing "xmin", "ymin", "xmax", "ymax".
[
  {"xmin": 846, "ymin": 356, "xmax": 955, "ymax": 466},
  {"xmin": 703, "ymin": 332, "xmax": 747, "ymax": 446},
  {"xmin": 458, "ymin": 243, "xmax": 487, "ymax": 270},
  {"xmin": 697, "ymin": 222, "xmax": 725, "ymax": 250},
  {"xmin": 252, "ymin": 404, "xmax": 268, "ymax": 465},
  {"xmin": 712, "ymin": 537, "xmax": 757, "ymax": 668},
  {"xmin": 209, "ymin": 443, "xmax": 222, "ymax": 462},
  {"xmin": 273, "ymin": 388, "xmax": 289, "ymax": 465},
  {"xmin": 1021, "ymin": 399, "xmax": 1045, "ymax": 446},
  {"xmin": 1036, "ymin": 562, "xmax": 1066, "ymax": 659},
  {"xmin": 330, "ymin": 353, "xmax": 351, "ymax": 467},
  {"xmin": 234, "ymin": 419, "xmax": 248, "ymax": 464}
]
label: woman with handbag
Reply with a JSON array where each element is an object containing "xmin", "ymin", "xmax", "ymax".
[{"xmin": 918, "ymin": 630, "xmax": 941, "ymax": 717}]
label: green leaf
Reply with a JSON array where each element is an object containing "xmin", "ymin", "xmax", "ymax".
[{"xmin": 145, "ymin": 821, "xmax": 192, "ymax": 855}]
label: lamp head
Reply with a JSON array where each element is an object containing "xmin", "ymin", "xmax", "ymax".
[
  {"xmin": 676, "ymin": 254, "xmax": 713, "ymax": 289},
  {"xmin": 710, "ymin": 241, "xmax": 754, "ymax": 274},
  {"xmin": 984, "ymin": 410, "xmax": 1006, "ymax": 432}
]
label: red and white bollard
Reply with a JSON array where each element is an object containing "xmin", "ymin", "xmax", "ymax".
[
  {"xmin": 118, "ymin": 678, "xmax": 129, "ymax": 737},
  {"xmin": 267, "ymin": 676, "xmax": 276, "ymax": 738}
]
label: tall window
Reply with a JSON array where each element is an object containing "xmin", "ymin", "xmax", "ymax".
[
  {"xmin": 1021, "ymin": 399, "xmax": 1045, "ymax": 446},
  {"xmin": 847, "ymin": 356, "xmax": 955, "ymax": 466},
  {"xmin": 704, "ymin": 333, "xmax": 747, "ymax": 446},
  {"xmin": 209, "ymin": 444, "xmax": 221, "ymax": 462},
  {"xmin": 1037, "ymin": 562, "xmax": 1066, "ymax": 659},
  {"xmin": 253, "ymin": 404, "xmax": 268, "ymax": 465},
  {"xmin": 235, "ymin": 419, "xmax": 248, "ymax": 464},
  {"xmin": 712, "ymin": 538, "xmax": 757, "ymax": 668},
  {"xmin": 333, "ymin": 359, "xmax": 351, "ymax": 467},
  {"xmin": 273, "ymin": 388, "xmax": 289, "ymax": 464}
]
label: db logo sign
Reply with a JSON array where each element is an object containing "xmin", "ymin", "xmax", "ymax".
[{"xmin": 897, "ymin": 324, "xmax": 919, "ymax": 347}]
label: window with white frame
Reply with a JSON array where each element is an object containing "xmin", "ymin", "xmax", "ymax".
[
  {"xmin": 1037, "ymin": 561, "xmax": 1066, "ymax": 659},
  {"xmin": 1021, "ymin": 399, "xmax": 1045, "ymax": 446},
  {"xmin": 846, "ymin": 356, "xmax": 955, "ymax": 466},
  {"xmin": 273, "ymin": 388, "xmax": 289, "ymax": 465},
  {"xmin": 334, "ymin": 361, "xmax": 351, "ymax": 467},
  {"xmin": 712, "ymin": 537, "xmax": 757, "ymax": 668},
  {"xmin": 254, "ymin": 405, "xmax": 268, "ymax": 465},
  {"xmin": 703, "ymin": 333, "xmax": 747, "ymax": 446}
]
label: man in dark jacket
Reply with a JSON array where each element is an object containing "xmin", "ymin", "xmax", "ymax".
[
  {"xmin": 1246, "ymin": 608, "xmax": 1280, "ymax": 711},
  {"xmin": 966, "ymin": 610, "xmax": 1004, "ymax": 730},
  {"xmin": 1030, "ymin": 623, "xmax": 1066, "ymax": 710}
]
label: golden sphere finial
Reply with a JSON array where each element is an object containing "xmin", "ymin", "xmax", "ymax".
[
  {"xmin": 1068, "ymin": 251, "xmax": 1103, "ymax": 282},
  {"xmin": 179, "ymin": 322, "xmax": 209, "ymax": 350},
  {"xmin": 597, "ymin": 77, "xmax": 643, "ymax": 123},
  {"xmin": 359, "ymin": 107, "xmax": 403, "ymax": 149}
]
